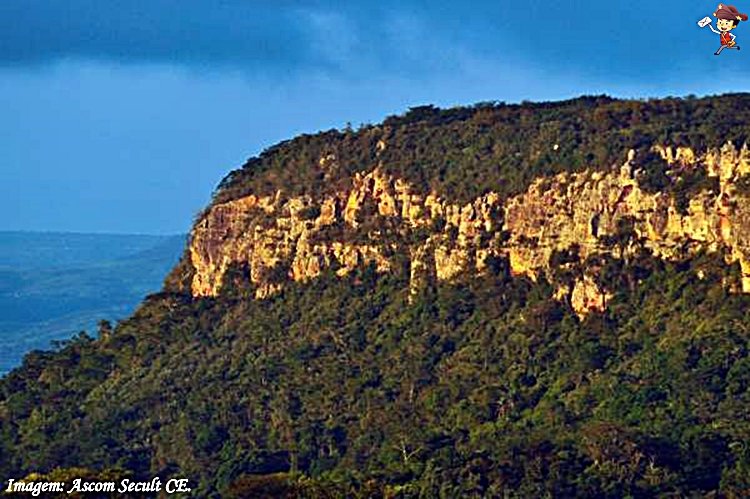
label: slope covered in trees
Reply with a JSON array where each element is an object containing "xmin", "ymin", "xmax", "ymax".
[
  {"xmin": 2, "ymin": 95, "xmax": 750, "ymax": 497},
  {"xmin": 212, "ymin": 94, "xmax": 750, "ymax": 206}
]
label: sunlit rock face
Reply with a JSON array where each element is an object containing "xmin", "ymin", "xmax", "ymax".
[
  {"xmin": 189, "ymin": 165, "xmax": 503, "ymax": 300},
  {"xmin": 188, "ymin": 141, "xmax": 750, "ymax": 316}
]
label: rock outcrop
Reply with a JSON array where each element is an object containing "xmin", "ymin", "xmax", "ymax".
[
  {"xmin": 189, "ymin": 142, "xmax": 750, "ymax": 317},
  {"xmin": 190, "ymin": 166, "xmax": 503, "ymax": 299}
]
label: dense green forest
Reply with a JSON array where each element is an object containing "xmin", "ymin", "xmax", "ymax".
[
  {"xmin": 3, "ymin": 94, "xmax": 750, "ymax": 497},
  {"xmin": 213, "ymin": 93, "xmax": 750, "ymax": 206}
]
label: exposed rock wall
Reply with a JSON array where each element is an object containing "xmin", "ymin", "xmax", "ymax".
[
  {"xmin": 189, "ymin": 142, "xmax": 750, "ymax": 317},
  {"xmin": 190, "ymin": 166, "xmax": 503, "ymax": 299}
]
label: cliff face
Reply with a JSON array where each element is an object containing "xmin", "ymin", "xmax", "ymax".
[
  {"xmin": 189, "ymin": 141, "xmax": 750, "ymax": 318},
  {"xmin": 189, "ymin": 165, "xmax": 504, "ymax": 299}
]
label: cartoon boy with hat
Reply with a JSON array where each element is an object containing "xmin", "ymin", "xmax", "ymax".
[{"xmin": 705, "ymin": 4, "xmax": 749, "ymax": 54}]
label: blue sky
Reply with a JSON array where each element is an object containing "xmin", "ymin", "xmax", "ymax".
[{"xmin": 2, "ymin": 1, "xmax": 749, "ymax": 234}]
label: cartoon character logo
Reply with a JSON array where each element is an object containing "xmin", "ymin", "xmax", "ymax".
[{"xmin": 698, "ymin": 4, "xmax": 749, "ymax": 54}]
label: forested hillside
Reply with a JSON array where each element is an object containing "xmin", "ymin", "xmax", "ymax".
[{"xmin": 2, "ymin": 95, "xmax": 750, "ymax": 497}]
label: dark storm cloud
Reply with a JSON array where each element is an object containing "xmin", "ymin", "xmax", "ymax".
[
  {"xmin": 0, "ymin": 1, "xmax": 323, "ymax": 68},
  {"xmin": 0, "ymin": 1, "xmax": 738, "ymax": 81},
  {"xmin": 0, "ymin": 0, "xmax": 483, "ymax": 79}
]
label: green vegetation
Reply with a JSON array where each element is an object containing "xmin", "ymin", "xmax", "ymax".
[
  {"xmin": 3, "ymin": 95, "xmax": 750, "ymax": 497},
  {"xmin": 4, "ymin": 254, "xmax": 750, "ymax": 496},
  {"xmin": 213, "ymin": 94, "xmax": 750, "ymax": 209}
]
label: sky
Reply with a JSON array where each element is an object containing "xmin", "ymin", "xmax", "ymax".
[{"xmin": 2, "ymin": 1, "xmax": 749, "ymax": 235}]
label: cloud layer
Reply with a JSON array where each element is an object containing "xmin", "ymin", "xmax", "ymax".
[
  {"xmin": 1, "ymin": 1, "xmax": 737, "ymax": 81},
  {"xmin": 0, "ymin": 1, "xmax": 320, "ymax": 68}
]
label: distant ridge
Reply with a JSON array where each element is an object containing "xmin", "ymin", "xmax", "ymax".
[
  {"xmin": 0, "ymin": 231, "xmax": 183, "ymax": 270},
  {"xmin": 0, "ymin": 231, "xmax": 185, "ymax": 374}
]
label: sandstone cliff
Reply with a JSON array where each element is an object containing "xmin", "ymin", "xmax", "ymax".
[{"xmin": 188, "ymin": 141, "xmax": 750, "ymax": 318}]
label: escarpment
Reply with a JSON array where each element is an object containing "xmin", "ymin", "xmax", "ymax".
[
  {"xmin": 189, "ymin": 165, "xmax": 504, "ymax": 300},
  {"xmin": 188, "ymin": 141, "xmax": 750, "ymax": 318}
]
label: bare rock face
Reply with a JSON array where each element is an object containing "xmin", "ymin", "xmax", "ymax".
[
  {"xmin": 188, "ymin": 142, "xmax": 750, "ymax": 316},
  {"xmin": 570, "ymin": 277, "xmax": 611, "ymax": 319},
  {"xmin": 190, "ymin": 166, "xmax": 503, "ymax": 299},
  {"xmin": 504, "ymin": 142, "xmax": 750, "ymax": 314}
]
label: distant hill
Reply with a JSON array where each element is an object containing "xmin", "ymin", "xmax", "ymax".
[
  {"xmin": 0, "ymin": 232, "xmax": 184, "ymax": 375},
  {"xmin": 0, "ymin": 232, "xmax": 175, "ymax": 271}
]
